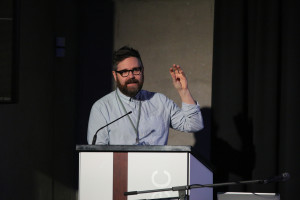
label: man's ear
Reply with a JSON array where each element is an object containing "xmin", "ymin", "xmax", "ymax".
[{"xmin": 112, "ymin": 71, "xmax": 117, "ymax": 82}]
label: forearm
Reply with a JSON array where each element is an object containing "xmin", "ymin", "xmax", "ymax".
[{"xmin": 177, "ymin": 88, "xmax": 196, "ymax": 105}]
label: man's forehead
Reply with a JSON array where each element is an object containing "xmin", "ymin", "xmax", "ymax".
[{"xmin": 117, "ymin": 57, "xmax": 141, "ymax": 70}]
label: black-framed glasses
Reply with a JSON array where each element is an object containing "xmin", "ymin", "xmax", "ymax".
[{"xmin": 115, "ymin": 67, "xmax": 143, "ymax": 77}]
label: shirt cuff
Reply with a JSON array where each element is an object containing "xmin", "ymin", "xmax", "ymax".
[{"xmin": 182, "ymin": 101, "xmax": 200, "ymax": 110}]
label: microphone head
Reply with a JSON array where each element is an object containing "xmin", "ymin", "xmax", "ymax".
[
  {"xmin": 281, "ymin": 172, "xmax": 290, "ymax": 181},
  {"xmin": 262, "ymin": 172, "xmax": 290, "ymax": 184}
]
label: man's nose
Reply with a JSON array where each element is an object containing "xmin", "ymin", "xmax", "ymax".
[{"xmin": 128, "ymin": 71, "xmax": 135, "ymax": 78}]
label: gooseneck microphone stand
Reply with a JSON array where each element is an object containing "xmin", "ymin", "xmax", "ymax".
[
  {"xmin": 92, "ymin": 111, "xmax": 132, "ymax": 145},
  {"xmin": 124, "ymin": 172, "xmax": 290, "ymax": 200}
]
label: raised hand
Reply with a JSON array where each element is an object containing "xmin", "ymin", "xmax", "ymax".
[
  {"xmin": 169, "ymin": 64, "xmax": 188, "ymax": 91},
  {"xmin": 169, "ymin": 64, "xmax": 196, "ymax": 105}
]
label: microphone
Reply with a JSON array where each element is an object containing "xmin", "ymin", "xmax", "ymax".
[
  {"xmin": 92, "ymin": 111, "xmax": 132, "ymax": 145},
  {"xmin": 124, "ymin": 172, "xmax": 290, "ymax": 198},
  {"xmin": 263, "ymin": 172, "xmax": 290, "ymax": 184}
]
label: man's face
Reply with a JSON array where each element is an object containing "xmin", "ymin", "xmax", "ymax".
[{"xmin": 112, "ymin": 57, "xmax": 144, "ymax": 97}]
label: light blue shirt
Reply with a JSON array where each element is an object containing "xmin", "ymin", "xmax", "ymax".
[{"xmin": 87, "ymin": 89, "xmax": 203, "ymax": 145}]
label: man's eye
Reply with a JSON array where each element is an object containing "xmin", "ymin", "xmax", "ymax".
[{"xmin": 133, "ymin": 68, "xmax": 140, "ymax": 71}]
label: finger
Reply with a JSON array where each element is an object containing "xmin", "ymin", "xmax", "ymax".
[
  {"xmin": 171, "ymin": 64, "xmax": 178, "ymax": 74},
  {"xmin": 171, "ymin": 65, "xmax": 180, "ymax": 74},
  {"xmin": 169, "ymin": 67, "xmax": 175, "ymax": 74},
  {"xmin": 169, "ymin": 67, "xmax": 176, "ymax": 80},
  {"xmin": 176, "ymin": 65, "xmax": 186, "ymax": 77}
]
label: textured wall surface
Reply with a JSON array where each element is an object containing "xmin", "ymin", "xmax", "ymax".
[{"xmin": 113, "ymin": 0, "xmax": 214, "ymax": 145}]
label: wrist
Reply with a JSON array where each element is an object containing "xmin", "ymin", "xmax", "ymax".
[{"xmin": 178, "ymin": 88, "xmax": 196, "ymax": 105}]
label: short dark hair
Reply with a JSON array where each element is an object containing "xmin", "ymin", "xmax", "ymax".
[{"xmin": 112, "ymin": 46, "xmax": 143, "ymax": 70}]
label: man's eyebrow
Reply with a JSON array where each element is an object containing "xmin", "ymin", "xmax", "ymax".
[{"xmin": 117, "ymin": 66, "xmax": 141, "ymax": 71}]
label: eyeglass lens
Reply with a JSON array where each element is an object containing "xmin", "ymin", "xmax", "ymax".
[{"xmin": 118, "ymin": 68, "xmax": 141, "ymax": 77}]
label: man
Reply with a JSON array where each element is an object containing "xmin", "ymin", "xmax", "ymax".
[{"xmin": 87, "ymin": 46, "xmax": 203, "ymax": 145}]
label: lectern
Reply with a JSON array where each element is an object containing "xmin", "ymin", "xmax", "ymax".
[{"xmin": 76, "ymin": 145, "xmax": 213, "ymax": 200}]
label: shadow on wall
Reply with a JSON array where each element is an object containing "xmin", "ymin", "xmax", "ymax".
[
  {"xmin": 211, "ymin": 111, "xmax": 256, "ymax": 194},
  {"xmin": 193, "ymin": 107, "xmax": 256, "ymax": 196},
  {"xmin": 193, "ymin": 107, "xmax": 212, "ymax": 162}
]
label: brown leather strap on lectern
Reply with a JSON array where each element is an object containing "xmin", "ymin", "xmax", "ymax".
[{"xmin": 113, "ymin": 152, "xmax": 128, "ymax": 200}]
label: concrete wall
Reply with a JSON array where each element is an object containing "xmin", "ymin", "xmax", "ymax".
[{"xmin": 113, "ymin": 0, "xmax": 214, "ymax": 146}]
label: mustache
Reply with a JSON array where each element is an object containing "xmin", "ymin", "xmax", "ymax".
[{"xmin": 125, "ymin": 79, "xmax": 139, "ymax": 85}]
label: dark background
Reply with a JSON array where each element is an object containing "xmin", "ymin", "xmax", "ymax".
[
  {"xmin": 0, "ymin": 0, "xmax": 299, "ymax": 199},
  {"xmin": 212, "ymin": 0, "xmax": 300, "ymax": 199}
]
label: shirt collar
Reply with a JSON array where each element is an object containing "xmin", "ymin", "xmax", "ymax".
[{"xmin": 116, "ymin": 88, "xmax": 142, "ymax": 102}]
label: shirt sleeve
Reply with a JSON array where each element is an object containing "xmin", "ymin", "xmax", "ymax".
[
  {"xmin": 87, "ymin": 101, "xmax": 109, "ymax": 144},
  {"xmin": 169, "ymin": 99, "xmax": 204, "ymax": 132}
]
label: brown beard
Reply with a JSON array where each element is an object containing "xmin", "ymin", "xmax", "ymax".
[{"xmin": 116, "ymin": 75, "xmax": 144, "ymax": 97}]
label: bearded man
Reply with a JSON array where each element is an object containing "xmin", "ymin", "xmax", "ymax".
[{"xmin": 87, "ymin": 46, "xmax": 203, "ymax": 145}]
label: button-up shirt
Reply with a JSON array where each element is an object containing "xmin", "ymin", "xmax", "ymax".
[{"xmin": 87, "ymin": 89, "xmax": 203, "ymax": 145}]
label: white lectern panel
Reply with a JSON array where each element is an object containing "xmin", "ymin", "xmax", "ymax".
[
  {"xmin": 79, "ymin": 152, "xmax": 114, "ymax": 200},
  {"xmin": 128, "ymin": 152, "xmax": 188, "ymax": 200}
]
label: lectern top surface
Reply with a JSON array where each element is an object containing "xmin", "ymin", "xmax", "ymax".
[{"xmin": 76, "ymin": 145, "xmax": 192, "ymax": 152}]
